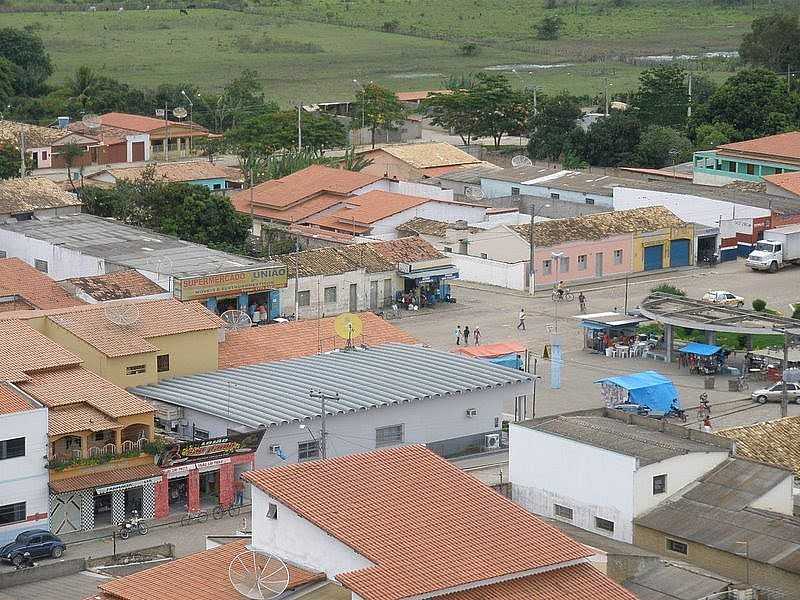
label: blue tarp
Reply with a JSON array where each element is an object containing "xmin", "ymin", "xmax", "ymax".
[
  {"xmin": 488, "ymin": 354, "xmax": 523, "ymax": 370},
  {"xmin": 678, "ymin": 342, "xmax": 722, "ymax": 356},
  {"xmin": 595, "ymin": 370, "xmax": 679, "ymax": 413}
]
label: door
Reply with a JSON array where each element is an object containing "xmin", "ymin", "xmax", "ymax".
[
  {"xmin": 595, "ymin": 252, "xmax": 603, "ymax": 277},
  {"xmin": 131, "ymin": 141, "xmax": 145, "ymax": 162},
  {"xmin": 369, "ymin": 280, "xmax": 379, "ymax": 310},
  {"xmin": 670, "ymin": 239, "xmax": 690, "ymax": 267},
  {"xmin": 27, "ymin": 535, "xmax": 47, "ymax": 557},
  {"xmin": 349, "ymin": 283, "xmax": 358, "ymax": 312},
  {"xmin": 644, "ymin": 244, "xmax": 663, "ymax": 271}
]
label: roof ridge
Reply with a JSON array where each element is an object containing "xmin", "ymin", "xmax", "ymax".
[{"xmin": 556, "ymin": 416, "xmax": 697, "ymax": 454}]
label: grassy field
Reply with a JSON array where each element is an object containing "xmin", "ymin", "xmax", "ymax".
[{"xmin": 1, "ymin": 0, "xmax": 786, "ymax": 105}]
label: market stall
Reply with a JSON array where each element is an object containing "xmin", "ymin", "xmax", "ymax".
[
  {"xmin": 595, "ymin": 370, "xmax": 680, "ymax": 416},
  {"xmin": 576, "ymin": 312, "xmax": 650, "ymax": 354},
  {"xmin": 455, "ymin": 342, "xmax": 527, "ymax": 370},
  {"xmin": 677, "ymin": 342, "xmax": 725, "ymax": 375}
]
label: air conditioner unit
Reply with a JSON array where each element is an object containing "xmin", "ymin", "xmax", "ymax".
[
  {"xmin": 484, "ymin": 433, "xmax": 501, "ymax": 450},
  {"xmin": 269, "ymin": 444, "xmax": 283, "ymax": 455},
  {"xmin": 465, "ymin": 408, "xmax": 478, "ymax": 418}
]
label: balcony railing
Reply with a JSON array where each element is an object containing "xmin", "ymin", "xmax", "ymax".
[{"xmin": 48, "ymin": 438, "xmax": 149, "ymax": 471}]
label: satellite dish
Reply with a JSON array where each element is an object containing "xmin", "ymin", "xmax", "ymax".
[
  {"xmin": 221, "ymin": 310, "xmax": 253, "ymax": 331},
  {"xmin": 511, "ymin": 155, "xmax": 533, "ymax": 168},
  {"xmin": 229, "ymin": 550, "xmax": 289, "ymax": 600},
  {"xmin": 464, "ymin": 186, "xmax": 484, "ymax": 202},
  {"xmin": 334, "ymin": 313, "xmax": 363, "ymax": 349},
  {"xmin": 82, "ymin": 113, "xmax": 102, "ymax": 131},
  {"xmin": 104, "ymin": 302, "xmax": 140, "ymax": 327},
  {"xmin": 172, "ymin": 107, "xmax": 188, "ymax": 119}
]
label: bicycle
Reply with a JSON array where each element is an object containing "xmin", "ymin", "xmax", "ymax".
[
  {"xmin": 551, "ymin": 290, "xmax": 575, "ymax": 302},
  {"xmin": 180, "ymin": 507, "xmax": 209, "ymax": 526},
  {"xmin": 213, "ymin": 502, "xmax": 241, "ymax": 519},
  {"xmin": 696, "ymin": 393, "xmax": 712, "ymax": 421},
  {"xmin": 735, "ymin": 374, "xmax": 749, "ymax": 392}
]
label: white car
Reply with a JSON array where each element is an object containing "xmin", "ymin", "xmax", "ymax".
[
  {"xmin": 702, "ymin": 290, "xmax": 744, "ymax": 307},
  {"xmin": 752, "ymin": 382, "xmax": 800, "ymax": 404}
]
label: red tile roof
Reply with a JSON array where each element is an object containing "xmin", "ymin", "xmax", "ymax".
[
  {"xmin": 763, "ymin": 171, "xmax": 800, "ymax": 196},
  {"xmin": 288, "ymin": 224, "xmax": 355, "ymax": 244},
  {"xmin": 0, "ymin": 320, "xmax": 84, "ymax": 382},
  {"xmin": 304, "ymin": 190, "xmax": 429, "ymax": 233},
  {"xmin": 0, "ymin": 384, "xmax": 36, "ymax": 414},
  {"xmin": 97, "ymin": 539, "xmax": 325, "ymax": 600},
  {"xmin": 99, "ymin": 112, "xmax": 208, "ymax": 134},
  {"xmin": 218, "ymin": 312, "xmax": 417, "ymax": 368},
  {"xmin": 94, "ymin": 162, "xmax": 236, "ymax": 184},
  {"xmin": 395, "ymin": 90, "xmax": 450, "ymax": 102},
  {"xmin": 369, "ymin": 236, "xmax": 442, "ymax": 262},
  {"xmin": 49, "ymin": 402, "xmax": 122, "ymax": 436},
  {"xmin": 230, "ymin": 165, "xmax": 382, "ymax": 212},
  {"xmin": 456, "ymin": 341, "xmax": 527, "ymax": 358},
  {"xmin": 64, "ymin": 270, "xmax": 166, "ymax": 302},
  {"xmin": 231, "ymin": 191, "xmax": 345, "ymax": 224},
  {"xmin": 0, "ymin": 258, "xmax": 84, "ymax": 310},
  {"xmin": 717, "ymin": 131, "xmax": 800, "ymax": 161},
  {"xmin": 244, "ymin": 445, "xmax": 594, "ymax": 600},
  {"xmin": 50, "ymin": 464, "xmax": 163, "ymax": 494},
  {"xmin": 443, "ymin": 563, "xmax": 636, "ymax": 600}
]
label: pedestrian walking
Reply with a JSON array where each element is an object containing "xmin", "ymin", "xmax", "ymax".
[
  {"xmin": 578, "ymin": 291, "xmax": 586, "ymax": 313},
  {"xmin": 474, "ymin": 327, "xmax": 481, "ymax": 345},
  {"xmin": 455, "ymin": 325, "xmax": 462, "ymax": 345},
  {"xmin": 517, "ymin": 308, "xmax": 526, "ymax": 331},
  {"xmin": 235, "ymin": 478, "xmax": 245, "ymax": 506},
  {"xmin": 463, "ymin": 325, "xmax": 471, "ymax": 345}
]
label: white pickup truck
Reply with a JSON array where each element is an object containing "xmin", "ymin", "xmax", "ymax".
[{"xmin": 745, "ymin": 224, "xmax": 800, "ymax": 273}]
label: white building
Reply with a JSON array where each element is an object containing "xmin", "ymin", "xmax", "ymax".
[
  {"xmin": 0, "ymin": 384, "xmax": 49, "ymax": 545},
  {"xmin": 509, "ymin": 409, "xmax": 732, "ymax": 543},
  {"xmin": 132, "ymin": 343, "xmax": 532, "ymax": 467}
]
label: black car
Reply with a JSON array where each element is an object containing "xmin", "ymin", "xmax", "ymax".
[{"xmin": 0, "ymin": 529, "xmax": 66, "ymax": 565}]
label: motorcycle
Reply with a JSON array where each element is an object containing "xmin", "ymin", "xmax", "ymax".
[
  {"xmin": 14, "ymin": 552, "xmax": 35, "ymax": 570},
  {"xmin": 118, "ymin": 510, "xmax": 149, "ymax": 540}
]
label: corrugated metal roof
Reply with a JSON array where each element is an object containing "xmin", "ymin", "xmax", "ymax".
[
  {"xmin": 132, "ymin": 343, "xmax": 532, "ymax": 428},
  {"xmin": 623, "ymin": 563, "xmax": 732, "ymax": 600}
]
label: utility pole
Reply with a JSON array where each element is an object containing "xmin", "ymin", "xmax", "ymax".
[
  {"xmin": 623, "ymin": 273, "xmax": 629, "ymax": 314},
  {"xmin": 309, "ymin": 390, "xmax": 338, "ymax": 459},
  {"xmin": 294, "ymin": 237, "xmax": 300, "ymax": 320},
  {"xmin": 163, "ymin": 102, "xmax": 169, "ymax": 161},
  {"xmin": 603, "ymin": 77, "xmax": 609, "ymax": 116},
  {"xmin": 782, "ymin": 330, "xmax": 789, "ymax": 418},
  {"xmin": 687, "ymin": 72, "xmax": 692, "ymax": 118},
  {"xmin": 297, "ymin": 102, "xmax": 302, "ymax": 151},
  {"xmin": 528, "ymin": 210, "xmax": 535, "ymax": 296}
]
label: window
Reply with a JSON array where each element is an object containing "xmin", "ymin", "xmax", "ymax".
[
  {"xmin": 41, "ymin": 151, "xmax": 48, "ymax": 161},
  {"xmin": 94, "ymin": 431, "xmax": 104, "ymax": 442},
  {"xmin": 0, "ymin": 502, "xmax": 26, "ymax": 526},
  {"xmin": 34, "ymin": 259, "xmax": 48, "ymax": 273},
  {"xmin": 560, "ymin": 255, "xmax": 570, "ymax": 272},
  {"xmin": 595, "ymin": 517, "xmax": 615, "ymax": 533},
  {"xmin": 0, "ymin": 437, "xmax": 25, "ymax": 460},
  {"xmin": 554, "ymin": 504, "xmax": 574, "ymax": 520},
  {"xmin": 727, "ymin": 161, "xmax": 736, "ymax": 173},
  {"xmin": 480, "ymin": 253, "xmax": 488, "ymax": 259},
  {"xmin": 213, "ymin": 183, "xmax": 222, "ymax": 190},
  {"xmin": 376, "ymin": 424, "xmax": 404, "ymax": 447},
  {"xmin": 746, "ymin": 163, "xmax": 755, "ymax": 175},
  {"xmin": 666, "ymin": 539, "xmax": 688, "ymax": 555},
  {"xmin": 298, "ymin": 290, "xmax": 311, "ymax": 307},
  {"xmin": 585, "ymin": 198, "xmax": 595, "ymax": 205},
  {"xmin": 15, "ymin": 212, "xmax": 33, "ymax": 222},
  {"xmin": 157, "ymin": 354, "xmax": 170, "ymax": 373},
  {"xmin": 511, "ymin": 187, "xmax": 520, "ymax": 196},
  {"xmin": 550, "ymin": 192, "xmax": 560, "ymax": 200},
  {"xmin": 126, "ymin": 364, "xmax": 146, "ymax": 375},
  {"xmin": 193, "ymin": 428, "xmax": 209, "ymax": 440},
  {"xmin": 613, "ymin": 249, "xmax": 623, "ymax": 265},
  {"xmin": 542, "ymin": 259, "xmax": 552, "ymax": 275},
  {"xmin": 577, "ymin": 254, "xmax": 587, "ymax": 271},
  {"xmin": 266, "ymin": 503, "xmax": 278, "ymax": 519},
  {"xmin": 298, "ymin": 440, "xmax": 320, "ymax": 461},
  {"xmin": 653, "ymin": 474, "xmax": 667, "ymax": 494},
  {"xmin": 0, "ymin": 251, "xmax": 5, "ymax": 258},
  {"xmin": 324, "ymin": 286, "xmax": 337, "ymax": 304},
  {"xmin": 443, "ymin": 246, "xmax": 453, "ymax": 253}
]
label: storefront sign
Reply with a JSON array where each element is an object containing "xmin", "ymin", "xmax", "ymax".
[
  {"xmin": 163, "ymin": 457, "xmax": 231, "ymax": 478},
  {"xmin": 95, "ymin": 476, "xmax": 163, "ymax": 495},
  {"xmin": 398, "ymin": 257, "xmax": 452, "ymax": 273},
  {"xmin": 173, "ymin": 266, "xmax": 288, "ymax": 301},
  {"xmin": 158, "ymin": 430, "xmax": 266, "ymax": 469}
]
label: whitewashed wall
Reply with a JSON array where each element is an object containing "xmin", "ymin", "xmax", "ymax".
[
  {"xmin": 0, "ymin": 230, "xmax": 105, "ymax": 280},
  {"xmin": 749, "ymin": 474, "xmax": 794, "ymax": 515},
  {"xmin": 446, "ymin": 252, "xmax": 527, "ymax": 290},
  {"xmin": 358, "ymin": 179, "xmax": 455, "ymax": 201}
]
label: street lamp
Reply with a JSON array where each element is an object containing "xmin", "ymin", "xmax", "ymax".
[
  {"xmin": 550, "ymin": 251, "xmax": 564, "ymax": 333},
  {"xmin": 528, "ymin": 203, "xmax": 550, "ymax": 296},
  {"xmin": 669, "ymin": 147, "xmax": 679, "ymax": 179},
  {"xmin": 180, "ymin": 90, "xmax": 194, "ymax": 155},
  {"xmin": 352, "ymin": 79, "xmax": 369, "ymax": 148}
]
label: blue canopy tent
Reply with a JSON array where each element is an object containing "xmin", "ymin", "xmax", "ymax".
[
  {"xmin": 678, "ymin": 342, "xmax": 722, "ymax": 356},
  {"xmin": 595, "ymin": 370, "xmax": 680, "ymax": 414}
]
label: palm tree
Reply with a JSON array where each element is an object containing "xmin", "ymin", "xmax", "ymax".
[{"xmin": 67, "ymin": 66, "xmax": 100, "ymax": 110}]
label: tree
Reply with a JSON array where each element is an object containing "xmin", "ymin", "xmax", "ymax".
[
  {"xmin": 339, "ymin": 146, "xmax": 374, "ymax": 172},
  {"xmin": 707, "ymin": 69, "xmax": 796, "ymax": 140},
  {"xmin": 470, "ymin": 73, "xmax": 528, "ymax": 149},
  {"xmin": 535, "ymin": 16, "xmax": 564, "ymax": 40},
  {"xmin": 740, "ymin": 13, "xmax": 800, "ymax": 72},
  {"xmin": 0, "ymin": 57, "xmax": 15, "ymax": 107},
  {"xmin": 226, "ymin": 110, "xmax": 346, "ymax": 155},
  {"xmin": 423, "ymin": 90, "xmax": 481, "ymax": 145},
  {"xmin": 351, "ymin": 83, "xmax": 406, "ymax": 149},
  {"xmin": 0, "ymin": 145, "xmax": 23, "ymax": 180},
  {"xmin": 0, "ymin": 27, "xmax": 53, "ymax": 96},
  {"xmin": 60, "ymin": 143, "xmax": 86, "ymax": 193},
  {"xmin": 573, "ymin": 111, "xmax": 641, "ymax": 166},
  {"xmin": 633, "ymin": 65, "xmax": 688, "ymax": 129},
  {"xmin": 197, "ymin": 70, "xmax": 276, "ymax": 132},
  {"xmin": 527, "ymin": 92, "xmax": 582, "ymax": 160},
  {"xmin": 634, "ymin": 126, "xmax": 693, "ymax": 168},
  {"xmin": 694, "ymin": 122, "xmax": 736, "ymax": 149}
]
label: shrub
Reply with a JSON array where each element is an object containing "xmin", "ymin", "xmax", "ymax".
[
  {"xmin": 792, "ymin": 303, "xmax": 800, "ymax": 320},
  {"xmin": 535, "ymin": 16, "xmax": 564, "ymax": 40},
  {"xmin": 752, "ymin": 298, "xmax": 767, "ymax": 312},
  {"xmin": 459, "ymin": 42, "xmax": 479, "ymax": 56},
  {"xmin": 651, "ymin": 283, "xmax": 686, "ymax": 297},
  {"xmin": 381, "ymin": 19, "xmax": 400, "ymax": 33}
]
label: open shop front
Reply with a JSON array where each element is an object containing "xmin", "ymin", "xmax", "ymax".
[
  {"xmin": 677, "ymin": 342, "xmax": 726, "ymax": 375},
  {"xmin": 397, "ymin": 258, "xmax": 458, "ymax": 309},
  {"xmin": 578, "ymin": 312, "xmax": 650, "ymax": 355}
]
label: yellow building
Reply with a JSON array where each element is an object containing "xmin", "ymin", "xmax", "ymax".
[
  {"xmin": 1, "ymin": 298, "xmax": 223, "ymax": 389},
  {"xmin": 630, "ymin": 212, "xmax": 695, "ymax": 273}
]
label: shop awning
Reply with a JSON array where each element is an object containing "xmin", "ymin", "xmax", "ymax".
[
  {"xmin": 400, "ymin": 266, "xmax": 458, "ymax": 280},
  {"xmin": 595, "ymin": 370, "xmax": 679, "ymax": 413},
  {"xmin": 49, "ymin": 463, "xmax": 163, "ymax": 494},
  {"xmin": 678, "ymin": 342, "xmax": 721, "ymax": 356}
]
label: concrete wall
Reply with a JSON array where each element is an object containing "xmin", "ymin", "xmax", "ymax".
[
  {"xmin": 467, "ymin": 226, "xmax": 529, "ymax": 263},
  {"xmin": 480, "ymin": 176, "xmax": 614, "ymax": 208},
  {"xmin": 749, "ymin": 473, "xmax": 794, "ymax": 515},
  {"xmin": 359, "ymin": 179, "xmax": 455, "ymax": 201},
  {"xmin": 533, "ymin": 234, "xmax": 632, "ymax": 286},
  {"xmin": 0, "ymin": 230, "xmax": 106, "ymax": 280},
  {"xmin": 251, "ymin": 489, "xmax": 373, "ymax": 577},
  {"xmin": 446, "ymin": 252, "xmax": 527, "ymax": 291},
  {"xmin": 0, "ymin": 406, "xmax": 50, "ymax": 545},
  {"xmin": 368, "ymin": 201, "xmax": 486, "ymax": 240},
  {"xmin": 175, "ymin": 381, "xmax": 529, "ymax": 468},
  {"xmin": 509, "ymin": 424, "xmax": 637, "ymax": 542}
]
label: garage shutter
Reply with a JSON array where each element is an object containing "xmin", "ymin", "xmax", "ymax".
[
  {"xmin": 670, "ymin": 239, "xmax": 690, "ymax": 267},
  {"xmin": 644, "ymin": 245, "xmax": 663, "ymax": 271}
]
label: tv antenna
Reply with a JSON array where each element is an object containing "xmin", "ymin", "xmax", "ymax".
[
  {"xmin": 172, "ymin": 106, "xmax": 188, "ymax": 119},
  {"xmin": 334, "ymin": 312, "xmax": 363, "ymax": 349},
  {"xmin": 82, "ymin": 113, "xmax": 102, "ymax": 131},
  {"xmin": 104, "ymin": 301, "xmax": 140, "ymax": 327},
  {"xmin": 464, "ymin": 186, "xmax": 484, "ymax": 202},
  {"xmin": 220, "ymin": 309, "xmax": 252, "ymax": 331},
  {"xmin": 511, "ymin": 155, "xmax": 533, "ymax": 168},
  {"xmin": 228, "ymin": 549, "xmax": 289, "ymax": 600}
]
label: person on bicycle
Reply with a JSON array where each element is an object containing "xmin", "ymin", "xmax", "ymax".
[{"xmin": 555, "ymin": 280, "xmax": 565, "ymax": 299}]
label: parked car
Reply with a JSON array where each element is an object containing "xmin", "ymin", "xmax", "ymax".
[
  {"xmin": 752, "ymin": 382, "xmax": 800, "ymax": 404},
  {"xmin": 702, "ymin": 290, "xmax": 744, "ymax": 307},
  {"xmin": 0, "ymin": 530, "xmax": 66, "ymax": 565}
]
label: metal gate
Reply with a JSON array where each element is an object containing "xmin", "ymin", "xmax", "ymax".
[
  {"xmin": 369, "ymin": 281, "xmax": 378, "ymax": 310},
  {"xmin": 595, "ymin": 252, "xmax": 603, "ymax": 277},
  {"xmin": 670, "ymin": 239, "xmax": 690, "ymax": 267},
  {"xmin": 644, "ymin": 244, "xmax": 663, "ymax": 271}
]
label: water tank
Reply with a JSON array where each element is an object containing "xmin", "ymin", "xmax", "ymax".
[{"xmin": 57, "ymin": 116, "xmax": 70, "ymax": 128}]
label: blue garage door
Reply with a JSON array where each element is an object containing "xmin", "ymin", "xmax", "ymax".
[
  {"xmin": 644, "ymin": 244, "xmax": 663, "ymax": 271},
  {"xmin": 670, "ymin": 239, "xmax": 690, "ymax": 267}
]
